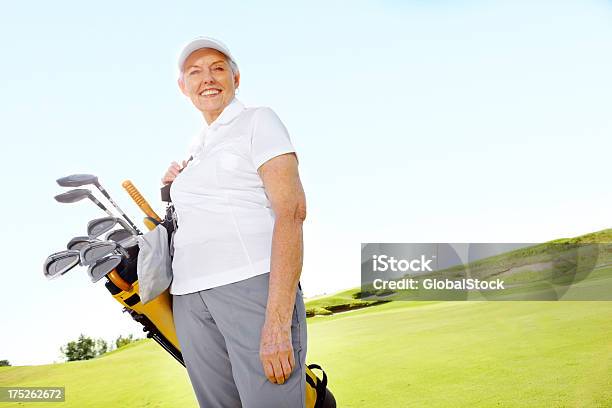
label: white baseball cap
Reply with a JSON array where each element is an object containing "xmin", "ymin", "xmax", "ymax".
[{"xmin": 177, "ymin": 36, "xmax": 238, "ymax": 73}]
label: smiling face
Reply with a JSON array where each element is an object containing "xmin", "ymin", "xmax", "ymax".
[{"xmin": 178, "ymin": 48, "xmax": 240, "ymax": 124}]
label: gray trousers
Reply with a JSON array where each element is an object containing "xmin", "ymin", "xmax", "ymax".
[{"xmin": 172, "ymin": 273, "xmax": 307, "ymax": 408}]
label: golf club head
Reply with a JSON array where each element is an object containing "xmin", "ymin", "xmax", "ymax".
[
  {"xmin": 56, "ymin": 174, "xmax": 99, "ymax": 188},
  {"xmin": 43, "ymin": 250, "xmax": 81, "ymax": 279},
  {"xmin": 106, "ymin": 230, "xmax": 138, "ymax": 250},
  {"xmin": 67, "ymin": 236, "xmax": 96, "ymax": 251},
  {"xmin": 118, "ymin": 236, "xmax": 138, "ymax": 249},
  {"xmin": 54, "ymin": 188, "xmax": 92, "ymax": 204},
  {"xmin": 88, "ymin": 254, "xmax": 123, "ymax": 283},
  {"xmin": 106, "ymin": 228, "xmax": 133, "ymax": 243},
  {"xmin": 79, "ymin": 241, "xmax": 119, "ymax": 266},
  {"xmin": 88, "ymin": 216, "xmax": 135, "ymax": 238},
  {"xmin": 59, "ymin": 174, "xmax": 143, "ymax": 236},
  {"xmin": 87, "ymin": 217, "xmax": 118, "ymax": 238}
]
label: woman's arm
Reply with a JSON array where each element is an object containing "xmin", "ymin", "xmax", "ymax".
[{"xmin": 257, "ymin": 152, "xmax": 306, "ymax": 385}]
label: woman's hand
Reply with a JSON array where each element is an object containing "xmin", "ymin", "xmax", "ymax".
[
  {"xmin": 260, "ymin": 319, "xmax": 294, "ymax": 384},
  {"xmin": 161, "ymin": 160, "xmax": 190, "ymax": 185}
]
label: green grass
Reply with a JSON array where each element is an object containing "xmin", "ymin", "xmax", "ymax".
[
  {"xmin": 2, "ymin": 229, "xmax": 611, "ymax": 406},
  {"xmin": 308, "ymin": 301, "xmax": 612, "ymax": 407},
  {"xmin": 304, "ymin": 288, "xmax": 388, "ymax": 316},
  {"xmin": 2, "ymin": 301, "xmax": 611, "ymax": 407},
  {"xmin": 0, "ymin": 340, "xmax": 197, "ymax": 408},
  {"xmin": 356, "ymin": 229, "xmax": 612, "ymax": 304}
]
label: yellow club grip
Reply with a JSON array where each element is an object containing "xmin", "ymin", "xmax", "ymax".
[
  {"xmin": 122, "ymin": 180, "xmax": 162, "ymax": 222},
  {"xmin": 108, "ymin": 270, "xmax": 132, "ymax": 292},
  {"xmin": 143, "ymin": 217, "xmax": 159, "ymax": 232}
]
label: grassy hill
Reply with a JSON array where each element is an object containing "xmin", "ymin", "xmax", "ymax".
[
  {"xmin": 2, "ymin": 300, "xmax": 611, "ymax": 407},
  {"xmin": 310, "ymin": 228, "xmax": 612, "ymax": 313},
  {"xmin": 2, "ymin": 229, "xmax": 611, "ymax": 406},
  {"xmin": 0, "ymin": 339, "xmax": 196, "ymax": 407}
]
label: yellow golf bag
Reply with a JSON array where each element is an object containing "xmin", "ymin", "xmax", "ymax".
[{"xmin": 99, "ymin": 182, "xmax": 337, "ymax": 408}]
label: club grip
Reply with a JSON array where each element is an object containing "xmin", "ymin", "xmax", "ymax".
[
  {"xmin": 122, "ymin": 180, "xmax": 162, "ymax": 222},
  {"xmin": 108, "ymin": 270, "xmax": 132, "ymax": 292},
  {"xmin": 143, "ymin": 217, "xmax": 160, "ymax": 232}
]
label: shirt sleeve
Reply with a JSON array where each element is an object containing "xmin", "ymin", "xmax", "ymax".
[{"xmin": 250, "ymin": 107, "xmax": 297, "ymax": 170}]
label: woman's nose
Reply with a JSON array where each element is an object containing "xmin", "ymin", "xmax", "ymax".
[{"xmin": 201, "ymin": 69, "xmax": 215, "ymax": 83}]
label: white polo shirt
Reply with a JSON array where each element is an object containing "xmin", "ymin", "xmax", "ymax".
[{"xmin": 169, "ymin": 98, "xmax": 296, "ymax": 295}]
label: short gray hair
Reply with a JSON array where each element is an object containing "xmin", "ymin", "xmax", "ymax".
[{"xmin": 227, "ymin": 59, "xmax": 239, "ymax": 76}]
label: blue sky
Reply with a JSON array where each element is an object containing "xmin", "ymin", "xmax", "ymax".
[{"xmin": 1, "ymin": 0, "xmax": 611, "ymax": 365}]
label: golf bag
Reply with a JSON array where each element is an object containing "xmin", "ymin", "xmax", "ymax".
[{"xmin": 99, "ymin": 185, "xmax": 336, "ymax": 408}]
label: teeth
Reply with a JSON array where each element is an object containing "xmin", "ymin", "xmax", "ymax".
[{"xmin": 201, "ymin": 89, "xmax": 220, "ymax": 96}]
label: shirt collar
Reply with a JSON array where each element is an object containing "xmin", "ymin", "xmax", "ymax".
[
  {"xmin": 205, "ymin": 97, "xmax": 245, "ymax": 130},
  {"xmin": 193, "ymin": 97, "xmax": 244, "ymax": 153}
]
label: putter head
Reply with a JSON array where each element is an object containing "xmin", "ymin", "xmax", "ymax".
[
  {"xmin": 56, "ymin": 174, "xmax": 99, "ymax": 188},
  {"xmin": 88, "ymin": 216, "xmax": 135, "ymax": 237},
  {"xmin": 54, "ymin": 188, "xmax": 92, "ymax": 204},
  {"xmin": 67, "ymin": 236, "xmax": 95, "ymax": 251},
  {"xmin": 43, "ymin": 250, "xmax": 81, "ymax": 279},
  {"xmin": 79, "ymin": 241, "xmax": 119, "ymax": 266},
  {"xmin": 88, "ymin": 254, "xmax": 123, "ymax": 283}
]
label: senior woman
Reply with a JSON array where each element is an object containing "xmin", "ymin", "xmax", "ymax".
[{"xmin": 162, "ymin": 37, "xmax": 308, "ymax": 408}]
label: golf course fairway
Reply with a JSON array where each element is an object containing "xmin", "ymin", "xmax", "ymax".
[{"xmin": 1, "ymin": 300, "xmax": 610, "ymax": 407}]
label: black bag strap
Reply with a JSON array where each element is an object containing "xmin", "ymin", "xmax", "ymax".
[
  {"xmin": 307, "ymin": 364, "xmax": 328, "ymax": 407},
  {"xmin": 305, "ymin": 371, "xmax": 317, "ymax": 389},
  {"xmin": 160, "ymin": 183, "xmax": 172, "ymax": 202}
]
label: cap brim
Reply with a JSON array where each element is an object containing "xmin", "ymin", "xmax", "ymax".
[{"xmin": 178, "ymin": 37, "xmax": 237, "ymax": 71}]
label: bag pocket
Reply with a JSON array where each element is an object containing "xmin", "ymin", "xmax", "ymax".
[{"xmin": 136, "ymin": 225, "xmax": 173, "ymax": 304}]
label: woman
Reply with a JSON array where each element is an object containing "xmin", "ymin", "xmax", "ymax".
[{"xmin": 162, "ymin": 37, "xmax": 308, "ymax": 408}]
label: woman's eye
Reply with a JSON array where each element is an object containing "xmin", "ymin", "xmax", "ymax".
[
  {"xmin": 213, "ymin": 66, "xmax": 224, "ymax": 71},
  {"xmin": 188, "ymin": 70, "xmax": 199, "ymax": 76}
]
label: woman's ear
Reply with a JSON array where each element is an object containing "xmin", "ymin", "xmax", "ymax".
[
  {"xmin": 178, "ymin": 76, "xmax": 188, "ymax": 97},
  {"xmin": 234, "ymin": 72, "xmax": 241, "ymax": 89}
]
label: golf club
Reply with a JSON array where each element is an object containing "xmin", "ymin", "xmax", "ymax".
[
  {"xmin": 143, "ymin": 216, "xmax": 161, "ymax": 231},
  {"xmin": 79, "ymin": 241, "xmax": 130, "ymax": 266},
  {"xmin": 122, "ymin": 180, "xmax": 162, "ymax": 222},
  {"xmin": 87, "ymin": 216, "xmax": 138, "ymax": 238},
  {"xmin": 54, "ymin": 189, "xmax": 115, "ymax": 218},
  {"xmin": 57, "ymin": 174, "xmax": 142, "ymax": 235},
  {"xmin": 88, "ymin": 254, "xmax": 123, "ymax": 283},
  {"xmin": 106, "ymin": 228, "xmax": 137, "ymax": 248},
  {"xmin": 43, "ymin": 250, "xmax": 81, "ymax": 279},
  {"xmin": 67, "ymin": 236, "xmax": 97, "ymax": 251}
]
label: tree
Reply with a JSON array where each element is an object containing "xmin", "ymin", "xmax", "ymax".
[
  {"xmin": 115, "ymin": 334, "xmax": 136, "ymax": 349},
  {"xmin": 61, "ymin": 334, "xmax": 109, "ymax": 361},
  {"xmin": 0, "ymin": 360, "xmax": 10, "ymax": 367},
  {"xmin": 61, "ymin": 334, "xmax": 95, "ymax": 361},
  {"xmin": 95, "ymin": 338, "xmax": 108, "ymax": 355}
]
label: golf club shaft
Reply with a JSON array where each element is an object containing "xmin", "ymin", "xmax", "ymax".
[
  {"xmin": 89, "ymin": 195, "xmax": 116, "ymax": 218},
  {"xmin": 122, "ymin": 180, "xmax": 162, "ymax": 221},
  {"xmin": 117, "ymin": 246, "xmax": 130, "ymax": 258},
  {"xmin": 94, "ymin": 182, "xmax": 142, "ymax": 235}
]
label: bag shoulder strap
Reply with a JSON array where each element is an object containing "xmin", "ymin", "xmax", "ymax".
[{"xmin": 307, "ymin": 363, "xmax": 328, "ymax": 407}]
